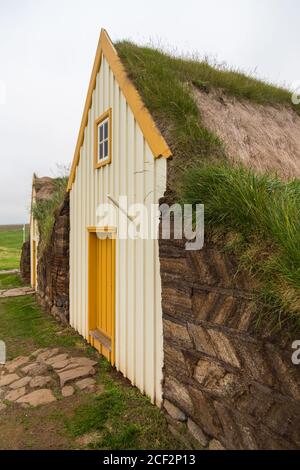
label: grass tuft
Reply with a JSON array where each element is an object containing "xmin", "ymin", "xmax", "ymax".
[
  {"xmin": 180, "ymin": 162, "xmax": 300, "ymax": 331},
  {"xmin": 64, "ymin": 360, "xmax": 184, "ymax": 450},
  {"xmin": 65, "ymin": 388, "xmax": 124, "ymax": 438}
]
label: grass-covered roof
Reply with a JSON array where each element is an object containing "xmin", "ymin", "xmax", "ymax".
[{"xmin": 116, "ymin": 41, "xmax": 300, "ymax": 333}]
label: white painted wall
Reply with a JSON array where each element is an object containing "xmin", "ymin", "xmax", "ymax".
[{"xmin": 69, "ymin": 55, "xmax": 167, "ymax": 405}]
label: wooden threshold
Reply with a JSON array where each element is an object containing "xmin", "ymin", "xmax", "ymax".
[{"xmin": 89, "ymin": 329, "xmax": 112, "ymax": 352}]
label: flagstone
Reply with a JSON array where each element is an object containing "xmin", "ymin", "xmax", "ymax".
[
  {"xmin": 21, "ymin": 362, "xmax": 49, "ymax": 376},
  {"xmin": 36, "ymin": 348, "xmax": 60, "ymax": 363},
  {"xmin": 45, "ymin": 353, "xmax": 69, "ymax": 366},
  {"xmin": 59, "ymin": 357, "xmax": 98, "ymax": 372},
  {"xmin": 5, "ymin": 387, "xmax": 27, "ymax": 402},
  {"xmin": 5, "ymin": 356, "xmax": 30, "ymax": 373},
  {"xmin": 75, "ymin": 377, "xmax": 96, "ymax": 391},
  {"xmin": 0, "ymin": 373, "xmax": 19, "ymax": 387},
  {"xmin": 61, "ymin": 385, "xmax": 75, "ymax": 397},
  {"xmin": 51, "ymin": 359, "xmax": 70, "ymax": 370},
  {"xmin": 9, "ymin": 376, "xmax": 31, "ymax": 389},
  {"xmin": 17, "ymin": 389, "xmax": 56, "ymax": 406},
  {"xmin": 70, "ymin": 357, "xmax": 98, "ymax": 367},
  {"xmin": 30, "ymin": 375, "xmax": 52, "ymax": 388},
  {"xmin": 58, "ymin": 366, "xmax": 96, "ymax": 387},
  {"xmin": 0, "ymin": 348, "xmax": 99, "ymax": 409}
]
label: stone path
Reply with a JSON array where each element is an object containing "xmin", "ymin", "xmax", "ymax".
[
  {"xmin": 0, "ymin": 348, "xmax": 99, "ymax": 409},
  {"xmin": 0, "ymin": 286, "xmax": 35, "ymax": 298},
  {"xmin": 0, "ymin": 269, "xmax": 20, "ymax": 275}
]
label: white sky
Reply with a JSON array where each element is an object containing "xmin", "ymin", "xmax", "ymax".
[{"xmin": 0, "ymin": 0, "xmax": 299, "ymax": 224}]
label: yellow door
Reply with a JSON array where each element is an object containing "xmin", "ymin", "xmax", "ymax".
[{"xmin": 88, "ymin": 232, "xmax": 115, "ymax": 365}]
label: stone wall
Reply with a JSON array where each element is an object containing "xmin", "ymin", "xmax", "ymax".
[
  {"xmin": 20, "ymin": 240, "xmax": 31, "ymax": 284},
  {"xmin": 36, "ymin": 193, "xmax": 69, "ymax": 324},
  {"xmin": 159, "ymin": 233, "xmax": 300, "ymax": 450}
]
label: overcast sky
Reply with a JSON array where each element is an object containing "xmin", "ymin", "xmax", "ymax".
[{"xmin": 0, "ymin": 0, "xmax": 299, "ymax": 224}]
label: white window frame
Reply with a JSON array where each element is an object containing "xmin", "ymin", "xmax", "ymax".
[{"xmin": 94, "ymin": 108, "xmax": 112, "ymax": 169}]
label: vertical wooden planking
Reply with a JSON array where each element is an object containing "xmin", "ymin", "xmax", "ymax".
[
  {"xmin": 82, "ymin": 114, "xmax": 89, "ymax": 338},
  {"xmin": 94, "ymin": 73, "xmax": 100, "ymax": 232},
  {"xmin": 69, "ymin": 187, "xmax": 73, "ymax": 328},
  {"xmin": 103, "ymin": 57, "xmax": 108, "ymax": 112},
  {"xmin": 111, "ymin": 238, "xmax": 116, "ymax": 366},
  {"xmin": 90, "ymin": 90, "xmax": 95, "ymax": 228},
  {"xmin": 106, "ymin": 238, "xmax": 112, "ymax": 338},
  {"xmin": 74, "ymin": 154, "xmax": 79, "ymax": 332},
  {"xmin": 154, "ymin": 157, "xmax": 167, "ymax": 404},
  {"xmin": 88, "ymin": 232, "xmax": 97, "ymax": 334},
  {"xmin": 70, "ymin": 154, "xmax": 76, "ymax": 325},
  {"xmin": 79, "ymin": 137, "xmax": 84, "ymax": 335},
  {"xmin": 82, "ymin": 129, "xmax": 87, "ymax": 336},
  {"xmin": 69, "ymin": 57, "xmax": 167, "ymax": 404},
  {"xmin": 104, "ymin": 58, "xmax": 110, "ymax": 207},
  {"xmin": 99, "ymin": 60, "xmax": 104, "ymax": 226},
  {"xmin": 102, "ymin": 237, "xmax": 108, "ymax": 333},
  {"xmin": 76, "ymin": 149, "xmax": 82, "ymax": 332},
  {"xmin": 143, "ymin": 145, "xmax": 155, "ymax": 401},
  {"xmin": 126, "ymin": 105, "xmax": 135, "ymax": 384},
  {"xmin": 134, "ymin": 126, "xmax": 145, "ymax": 394},
  {"xmin": 86, "ymin": 95, "xmax": 93, "ymax": 337},
  {"xmin": 109, "ymin": 69, "xmax": 115, "ymax": 209},
  {"xmin": 113, "ymin": 80, "xmax": 121, "ymax": 370},
  {"xmin": 118, "ymin": 93, "xmax": 127, "ymax": 377},
  {"xmin": 69, "ymin": 190, "xmax": 73, "ymax": 327}
]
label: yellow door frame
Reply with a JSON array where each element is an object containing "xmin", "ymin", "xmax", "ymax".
[{"xmin": 88, "ymin": 226, "xmax": 116, "ymax": 365}]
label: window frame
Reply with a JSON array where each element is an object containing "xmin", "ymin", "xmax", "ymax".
[{"xmin": 94, "ymin": 108, "xmax": 112, "ymax": 169}]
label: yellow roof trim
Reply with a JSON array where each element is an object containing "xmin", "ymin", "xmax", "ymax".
[{"xmin": 67, "ymin": 29, "xmax": 172, "ymax": 191}]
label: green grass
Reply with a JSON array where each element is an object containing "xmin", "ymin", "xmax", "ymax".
[
  {"xmin": 0, "ymin": 227, "xmax": 26, "ymax": 270},
  {"xmin": 0, "ymin": 296, "xmax": 79, "ymax": 359},
  {"xmin": 64, "ymin": 360, "xmax": 185, "ymax": 450},
  {"xmin": 116, "ymin": 42, "xmax": 224, "ymax": 169},
  {"xmin": 0, "ymin": 273, "xmax": 24, "ymax": 290},
  {"xmin": 116, "ymin": 42, "xmax": 299, "ymax": 178},
  {"xmin": 181, "ymin": 162, "xmax": 300, "ymax": 332},
  {"xmin": 32, "ymin": 177, "xmax": 67, "ymax": 252}
]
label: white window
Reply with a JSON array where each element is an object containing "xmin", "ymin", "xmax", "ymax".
[
  {"xmin": 94, "ymin": 109, "xmax": 112, "ymax": 168},
  {"xmin": 98, "ymin": 118, "xmax": 109, "ymax": 162}
]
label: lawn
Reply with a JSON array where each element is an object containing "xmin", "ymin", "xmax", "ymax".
[
  {"xmin": 0, "ymin": 296, "xmax": 80, "ymax": 359},
  {"xmin": 0, "ymin": 273, "xmax": 24, "ymax": 290},
  {"xmin": 0, "ymin": 225, "xmax": 27, "ymax": 271},
  {"xmin": 0, "ymin": 295, "xmax": 184, "ymax": 450}
]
